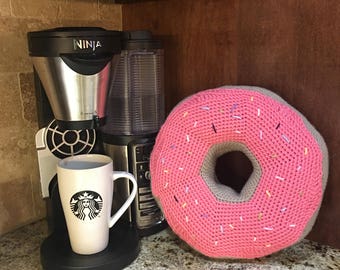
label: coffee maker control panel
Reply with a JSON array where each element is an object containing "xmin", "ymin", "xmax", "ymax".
[{"xmin": 131, "ymin": 142, "xmax": 165, "ymax": 231}]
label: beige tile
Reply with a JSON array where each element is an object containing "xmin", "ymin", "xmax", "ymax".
[
  {"xmin": 53, "ymin": 19, "xmax": 121, "ymax": 31},
  {"xmin": 0, "ymin": 17, "xmax": 52, "ymax": 34},
  {"xmin": 0, "ymin": 17, "xmax": 27, "ymax": 32},
  {"xmin": 0, "ymin": 19, "xmax": 55, "ymax": 74},
  {"xmin": 0, "ymin": 177, "xmax": 35, "ymax": 235},
  {"xmin": 0, "ymin": 73, "xmax": 22, "ymax": 127},
  {"xmin": 57, "ymin": 0, "xmax": 74, "ymax": 20},
  {"xmin": 0, "ymin": 125, "xmax": 37, "ymax": 183},
  {"xmin": 0, "ymin": 76, "xmax": 37, "ymax": 180},
  {"xmin": 11, "ymin": 0, "xmax": 59, "ymax": 19},
  {"xmin": 59, "ymin": 0, "xmax": 99, "ymax": 21},
  {"xmin": 0, "ymin": 32, "xmax": 32, "ymax": 72},
  {"xmin": 19, "ymin": 72, "xmax": 38, "ymax": 127},
  {"xmin": 11, "ymin": 0, "xmax": 106, "ymax": 21},
  {"xmin": 0, "ymin": 0, "xmax": 11, "ymax": 16}
]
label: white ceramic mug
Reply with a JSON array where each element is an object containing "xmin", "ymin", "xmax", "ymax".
[{"xmin": 57, "ymin": 154, "xmax": 137, "ymax": 255}]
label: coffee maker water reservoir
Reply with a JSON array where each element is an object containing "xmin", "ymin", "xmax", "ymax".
[{"xmin": 100, "ymin": 31, "xmax": 167, "ymax": 236}]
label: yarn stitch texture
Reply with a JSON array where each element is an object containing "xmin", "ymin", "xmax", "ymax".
[{"xmin": 150, "ymin": 86, "xmax": 328, "ymax": 259}]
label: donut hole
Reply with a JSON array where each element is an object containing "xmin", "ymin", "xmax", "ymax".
[
  {"xmin": 201, "ymin": 142, "xmax": 262, "ymax": 202},
  {"xmin": 215, "ymin": 151, "xmax": 253, "ymax": 194}
]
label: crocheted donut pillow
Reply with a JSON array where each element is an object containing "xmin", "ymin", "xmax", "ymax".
[{"xmin": 150, "ymin": 86, "xmax": 328, "ymax": 259}]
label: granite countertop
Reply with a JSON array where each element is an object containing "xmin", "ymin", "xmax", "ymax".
[{"xmin": 0, "ymin": 220, "xmax": 339, "ymax": 270}]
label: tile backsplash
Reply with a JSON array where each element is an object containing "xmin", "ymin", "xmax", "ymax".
[{"xmin": 0, "ymin": 0, "xmax": 122, "ymax": 236}]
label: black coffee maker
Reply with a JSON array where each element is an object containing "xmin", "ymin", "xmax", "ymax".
[
  {"xmin": 27, "ymin": 27, "xmax": 140, "ymax": 270},
  {"xmin": 100, "ymin": 30, "xmax": 168, "ymax": 236}
]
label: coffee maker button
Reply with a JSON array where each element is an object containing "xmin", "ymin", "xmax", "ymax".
[
  {"xmin": 140, "ymin": 206, "xmax": 161, "ymax": 217},
  {"xmin": 140, "ymin": 201, "xmax": 157, "ymax": 209},
  {"xmin": 139, "ymin": 187, "xmax": 151, "ymax": 194},
  {"xmin": 139, "ymin": 163, "xmax": 149, "ymax": 171},
  {"xmin": 138, "ymin": 173, "xmax": 144, "ymax": 181},
  {"xmin": 139, "ymin": 193, "xmax": 154, "ymax": 201},
  {"xmin": 145, "ymin": 171, "xmax": 151, "ymax": 180},
  {"xmin": 135, "ymin": 147, "xmax": 143, "ymax": 162}
]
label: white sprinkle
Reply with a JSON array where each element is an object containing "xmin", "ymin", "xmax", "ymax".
[
  {"xmin": 179, "ymin": 167, "xmax": 184, "ymax": 171},
  {"xmin": 185, "ymin": 216, "xmax": 189, "ymax": 223},
  {"xmin": 220, "ymin": 225, "xmax": 224, "ymax": 233},
  {"xmin": 214, "ymin": 241, "xmax": 218, "ymax": 246},
  {"xmin": 275, "ymin": 175, "xmax": 285, "ymax": 181},
  {"xmin": 161, "ymin": 158, "xmax": 165, "ymax": 164},
  {"xmin": 193, "ymin": 121, "xmax": 198, "ymax": 127},
  {"xmin": 259, "ymin": 130, "xmax": 263, "ymax": 140},
  {"xmin": 240, "ymin": 216, "xmax": 243, "ymax": 222},
  {"xmin": 257, "ymin": 108, "xmax": 261, "ymax": 116},
  {"xmin": 186, "ymin": 134, "xmax": 190, "ymax": 142},
  {"xmin": 164, "ymin": 182, "xmax": 169, "ymax": 189},
  {"xmin": 264, "ymin": 227, "xmax": 273, "ymax": 231},
  {"xmin": 229, "ymin": 224, "xmax": 234, "ymax": 230},
  {"xmin": 281, "ymin": 207, "xmax": 287, "ymax": 212},
  {"xmin": 195, "ymin": 199, "xmax": 198, "ymax": 205},
  {"xmin": 233, "ymin": 115, "xmax": 242, "ymax": 119},
  {"xmin": 289, "ymin": 224, "xmax": 296, "ymax": 228},
  {"xmin": 235, "ymin": 130, "xmax": 241, "ymax": 134},
  {"xmin": 304, "ymin": 147, "xmax": 309, "ymax": 155},
  {"xmin": 185, "ymin": 186, "xmax": 189, "ymax": 193},
  {"xmin": 253, "ymin": 237, "xmax": 257, "ymax": 242},
  {"xmin": 297, "ymin": 165, "xmax": 302, "ymax": 171},
  {"xmin": 282, "ymin": 134, "xmax": 290, "ymax": 143},
  {"xmin": 201, "ymin": 106, "xmax": 210, "ymax": 110}
]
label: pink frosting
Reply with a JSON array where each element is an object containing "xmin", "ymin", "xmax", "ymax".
[{"xmin": 150, "ymin": 87, "xmax": 326, "ymax": 259}]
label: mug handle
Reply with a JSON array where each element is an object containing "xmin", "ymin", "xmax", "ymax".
[{"xmin": 109, "ymin": 171, "xmax": 137, "ymax": 228}]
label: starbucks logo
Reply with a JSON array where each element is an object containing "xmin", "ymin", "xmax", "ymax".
[{"xmin": 70, "ymin": 191, "xmax": 103, "ymax": 221}]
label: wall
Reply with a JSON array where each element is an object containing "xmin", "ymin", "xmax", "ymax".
[
  {"xmin": 0, "ymin": 0, "xmax": 122, "ymax": 236},
  {"xmin": 122, "ymin": 0, "xmax": 340, "ymax": 248}
]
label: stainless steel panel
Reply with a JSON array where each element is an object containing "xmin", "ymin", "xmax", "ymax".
[
  {"xmin": 32, "ymin": 57, "xmax": 111, "ymax": 122},
  {"xmin": 104, "ymin": 141, "xmax": 165, "ymax": 230},
  {"xmin": 103, "ymin": 143, "xmax": 133, "ymax": 222}
]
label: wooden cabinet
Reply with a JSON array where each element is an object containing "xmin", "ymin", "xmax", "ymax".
[{"xmin": 122, "ymin": 0, "xmax": 340, "ymax": 248}]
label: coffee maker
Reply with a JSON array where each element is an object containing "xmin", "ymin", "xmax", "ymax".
[
  {"xmin": 100, "ymin": 30, "xmax": 167, "ymax": 236},
  {"xmin": 28, "ymin": 27, "xmax": 140, "ymax": 270}
]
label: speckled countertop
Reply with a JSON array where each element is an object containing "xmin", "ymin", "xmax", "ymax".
[{"xmin": 0, "ymin": 220, "xmax": 339, "ymax": 270}]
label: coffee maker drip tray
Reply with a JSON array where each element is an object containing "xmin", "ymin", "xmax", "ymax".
[
  {"xmin": 44, "ymin": 119, "xmax": 96, "ymax": 159},
  {"xmin": 36, "ymin": 119, "xmax": 96, "ymax": 198},
  {"xmin": 40, "ymin": 222, "xmax": 140, "ymax": 270}
]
